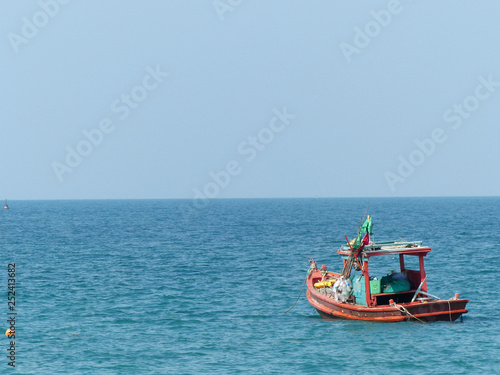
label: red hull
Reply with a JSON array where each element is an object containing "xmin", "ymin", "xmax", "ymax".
[{"xmin": 307, "ymin": 273, "xmax": 468, "ymax": 322}]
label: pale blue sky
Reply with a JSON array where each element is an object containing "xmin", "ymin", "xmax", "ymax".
[{"xmin": 1, "ymin": 1, "xmax": 499, "ymax": 200}]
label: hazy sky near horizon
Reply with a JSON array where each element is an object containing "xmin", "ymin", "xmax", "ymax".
[{"xmin": 1, "ymin": 1, "xmax": 499, "ymax": 200}]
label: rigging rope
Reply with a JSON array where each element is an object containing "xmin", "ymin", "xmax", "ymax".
[
  {"xmin": 283, "ymin": 271, "xmax": 309, "ymax": 314},
  {"xmin": 390, "ymin": 301, "xmax": 427, "ymax": 323}
]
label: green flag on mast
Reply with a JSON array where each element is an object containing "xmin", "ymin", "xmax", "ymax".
[{"xmin": 354, "ymin": 215, "xmax": 372, "ymax": 248}]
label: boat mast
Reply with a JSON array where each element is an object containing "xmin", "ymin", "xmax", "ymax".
[
  {"xmin": 362, "ymin": 256, "xmax": 372, "ymax": 306},
  {"xmin": 418, "ymin": 254, "xmax": 427, "ymax": 292}
]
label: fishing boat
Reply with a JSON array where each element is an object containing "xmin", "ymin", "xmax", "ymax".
[
  {"xmin": 306, "ymin": 216, "xmax": 468, "ymax": 322},
  {"xmin": 3, "ymin": 199, "xmax": 8, "ymax": 209}
]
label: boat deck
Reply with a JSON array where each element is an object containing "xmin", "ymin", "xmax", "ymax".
[{"xmin": 338, "ymin": 240, "xmax": 431, "ymax": 258}]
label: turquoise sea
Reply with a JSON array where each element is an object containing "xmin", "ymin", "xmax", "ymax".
[{"xmin": 1, "ymin": 197, "xmax": 499, "ymax": 374}]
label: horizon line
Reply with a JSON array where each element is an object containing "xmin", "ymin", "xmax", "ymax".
[{"xmin": 2, "ymin": 195, "xmax": 499, "ymax": 201}]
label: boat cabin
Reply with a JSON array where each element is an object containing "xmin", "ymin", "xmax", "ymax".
[{"xmin": 338, "ymin": 241, "xmax": 429, "ymax": 307}]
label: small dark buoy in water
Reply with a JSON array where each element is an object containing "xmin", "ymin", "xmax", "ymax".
[{"xmin": 4, "ymin": 199, "xmax": 9, "ymax": 209}]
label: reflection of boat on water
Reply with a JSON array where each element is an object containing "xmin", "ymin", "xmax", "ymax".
[
  {"xmin": 4, "ymin": 199, "xmax": 9, "ymax": 209},
  {"xmin": 306, "ymin": 216, "xmax": 468, "ymax": 322}
]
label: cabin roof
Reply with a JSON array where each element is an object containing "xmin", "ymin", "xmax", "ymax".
[{"xmin": 337, "ymin": 240, "xmax": 431, "ymax": 258}]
